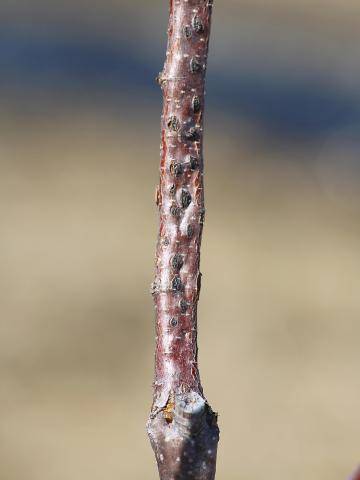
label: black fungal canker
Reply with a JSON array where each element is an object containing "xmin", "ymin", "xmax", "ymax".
[
  {"xmin": 184, "ymin": 25, "xmax": 192, "ymax": 39},
  {"xmin": 169, "ymin": 184, "xmax": 176, "ymax": 196},
  {"xmin": 190, "ymin": 58, "xmax": 203, "ymax": 74},
  {"xmin": 170, "ymin": 162, "xmax": 184, "ymax": 177},
  {"xmin": 170, "ymin": 317, "xmax": 178, "ymax": 327},
  {"xmin": 181, "ymin": 190, "xmax": 192, "ymax": 209},
  {"xmin": 189, "ymin": 156, "xmax": 199, "ymax": 170},
  {"xmin": 171, "ymin": 254, "xmax": 184, "ymax": 271},
  {"xmin": 187, "ymin": 224, "xmax": 194, "ymax": 238},
  {"xmin": 179, "ymin": 299, "xmax": 189, "ymax": 314},
  {"xmin": 172, "ymin": 276, "xmax": 183, "ymax": 292},
  {"xmin": 167, "ymin": 116, "xmax": 180, "ymax": 132},
  {"xmin": 192, "ymin": 96, "xmax": 201, "ymax": 113},
  {"xmin": 192, "ymin": 15, "xmax": 204, "ymax": 33},
  {"xmin": 184, "ymin": 127, "xmax": 199, "ymax": 141},
  {"xmin": 162, "ymin": 236, "xmax": 170, "ymax": 246},
  {"xmin": 170, "ymin": 205, "xmax": 181, "ymax": 217},
  {"xmin": 150, "ymin": 280, "xmax": 160, "ymax": 296}
]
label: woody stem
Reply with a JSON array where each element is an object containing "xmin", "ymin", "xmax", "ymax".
[{"xmin": 147, "ymin": 1, "xmax": 219, "ymax": 479}]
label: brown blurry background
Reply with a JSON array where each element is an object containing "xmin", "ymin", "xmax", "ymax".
[{"xmin": 0, "ymin": 1, "xmax": 360, "ymax": 479}]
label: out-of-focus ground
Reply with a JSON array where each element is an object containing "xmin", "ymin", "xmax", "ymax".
[{"xmin": 0, "ymin": 1, "xmax": 360, "ymax": 480}]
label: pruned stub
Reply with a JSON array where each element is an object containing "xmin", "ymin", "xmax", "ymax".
[{"xmin": 147, "ymin": 392, "xmax": 219, "ymax": 480}]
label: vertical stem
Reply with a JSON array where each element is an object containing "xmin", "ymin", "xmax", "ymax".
[{"xmin": 148, "ymin": 1, "xmax": 219, "ymax": 479}]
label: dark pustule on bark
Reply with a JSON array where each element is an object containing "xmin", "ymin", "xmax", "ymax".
[{"xmin": 148, "ymin": 1, "xmax": 219, "ymax": 479}]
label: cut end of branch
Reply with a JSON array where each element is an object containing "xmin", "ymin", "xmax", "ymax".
[{"xmin": 148, "ymin": 391, "xmax": 219, "ymax": 480}]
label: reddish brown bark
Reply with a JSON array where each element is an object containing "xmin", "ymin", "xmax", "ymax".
[
  {"xmin": 148, "ymin": 1, "xmax": 219, "ymax": 479},
  {"xmin": 350, "ymin": 465, "xmax": 360, "ymax": 480}
]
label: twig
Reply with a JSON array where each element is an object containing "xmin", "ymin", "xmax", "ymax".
[{"xmin": 147, "ymin": 1, "xmax": 219, "ymax": 479}]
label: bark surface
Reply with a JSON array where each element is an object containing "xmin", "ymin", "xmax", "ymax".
[{"xmin": 148, "ymin": 1, "xmax": 219, "ymax": 479}]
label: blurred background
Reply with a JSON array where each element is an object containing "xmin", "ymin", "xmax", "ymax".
[{"xmin": 0, "ymin": 1, "xmax": 359, "ymax": 479}]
